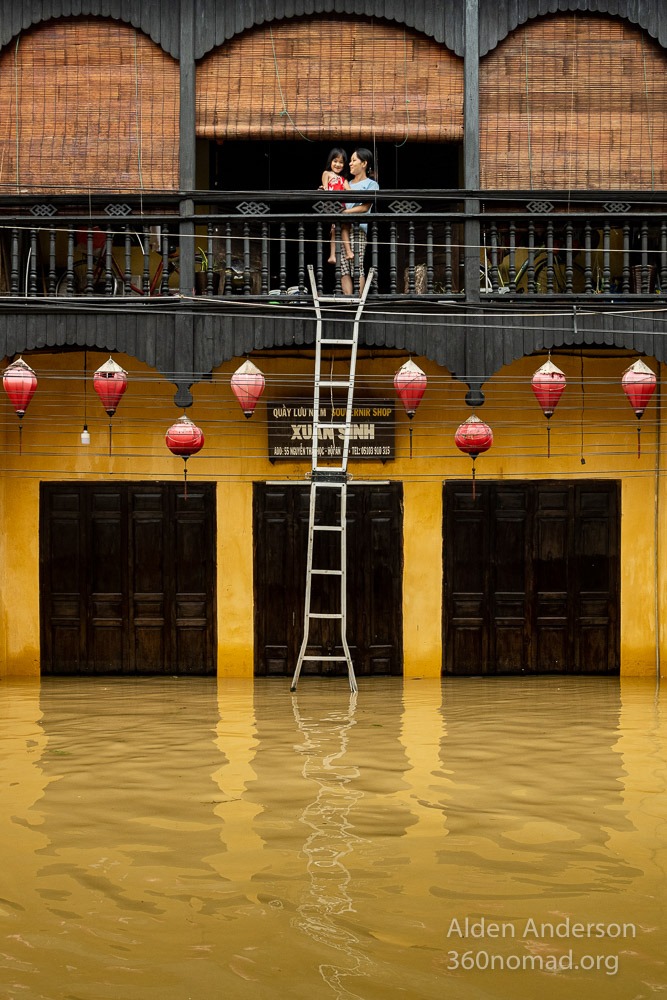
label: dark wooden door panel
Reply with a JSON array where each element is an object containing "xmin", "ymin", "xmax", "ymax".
[
  {"xmin": 444, "ymin": 486, "xmax": 487, "ymax": 674},
  {"xmin": 444, "ymin": 481, "xmax": 619, "ymax": 675},
  {"xmin": 41, "ymin": 488, "xmax": 84, "ymax": 675},
  {"xmin": 40, "ymin": 483, "xmax": 216, "ymax": 675},
  {"xmin": 253, "ymin": 483, "xmax": 403, "ymax": 677}
]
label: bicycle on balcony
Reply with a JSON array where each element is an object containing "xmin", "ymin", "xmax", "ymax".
[{"xmin": 54, "ymin": 227, "xmax": 181, "ymax": 296}]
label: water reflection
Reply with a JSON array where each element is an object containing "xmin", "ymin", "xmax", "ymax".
[{"xmin": 0, "ymin": 675, "xmax": 665, "ymax": 999}]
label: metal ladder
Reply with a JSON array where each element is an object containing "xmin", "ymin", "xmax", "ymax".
[{"xmin": 290, "ymin": 265, "xmax": 375, "ymax": 693}]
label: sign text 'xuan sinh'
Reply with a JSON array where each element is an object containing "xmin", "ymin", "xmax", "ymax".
[{"xmin": 267, "ymin": 400, "xmax": 395, "ymax": 462}]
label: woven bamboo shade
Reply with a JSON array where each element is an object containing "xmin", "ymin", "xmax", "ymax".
[
  {"xmin": 480, "ymin": 15, "xmax": 667, "ymax": 190},
  {"xmin": 0, "ymin": 19, "xmax": 179, "ymax": 194},
  {"xmin": 197, "ymin": 17, "xmax": 463, "ymax": 142}
]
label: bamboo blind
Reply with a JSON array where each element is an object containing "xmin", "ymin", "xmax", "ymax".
[
  {"xmin": 480, "ymin": 15, "xmax": 667, "ymax": 191},
  {"xmin": 196, "ymin": 17, "xmax": 463, "ymax": 143},
  {"xmin": 0, "ymin": 19, "xmax": 179, "ymax": 194}
]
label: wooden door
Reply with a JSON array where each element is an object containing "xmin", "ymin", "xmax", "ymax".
[
  {"xmin": 443, "ymin": 481, "xmax": 619, "ymax": 675},
  {"xmin": 40, "ymin": 483, "xmax": 216, "ymax": 675},
  {"xmin": 253, "ymin": 483, "xmax": 403, "ymax": 677}
]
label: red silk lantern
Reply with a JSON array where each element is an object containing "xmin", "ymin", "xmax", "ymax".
[
  {"xmin": 531, "ymin": 360, "xmax": 566, "ymax": 418},
  {"xmin": 93, "ymin": 357, "xmax": 128, "ymax": 416},
  {"xmin": 394, "ymin": 359, "xmax": 427, "ymax": 419},
  {"xmin": 93, "ymin": 357, "xmax": 128, "ymax": 455},
  {"xmin": 3, "ymin": 357, "xmax": 37, "ymax": 454},
  {"xmin": 3, "ymin": 357, "xmax": 37, "ymax": 418},
  {"xmin": 231, "ymin": 360, "xmax": 265, "ymax": 418},
  {"xmin": 622, "ymin": 359, "xmax": 657, "ymax": 458},
  {"xmin": 165, "ymin": 415, "xmax": 204, "ymax": 498},
  {"xmin": 531, "ymin": 359, "xmax": 566, "ymax": 457},
  {"xmin": 455, "ymin": 414, "xmax": 493, "ymax": 499}
]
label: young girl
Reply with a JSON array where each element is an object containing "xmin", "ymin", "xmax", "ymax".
[{"xmin": 321, "ymin": 148, "xmax": 354, "ymax": 263}]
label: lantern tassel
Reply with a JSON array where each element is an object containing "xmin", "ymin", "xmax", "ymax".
[
  {"xmin": 471, "ymin": 459, "xmax": 476, "ymax": 501},
  {"xmin": 18, "ymin": 419, "xmax": 23, "ymax": 456},
  {"xmin": 108, "ymin": 420, "xmax": 113, "ymax": 456},
  {"xmin": 637, "ymin": 424, "xmax": 641, "ymax": 460},
  {"xmin": 409, "ymin": 424, "xmax": 413, "ymax": 459},
  {"xmin": 183, "ymin": 458, "xmax": 188, "ymax": 501},
  {"xmin": 547, "ymin": 421, "xmax": 551, "ymax": 459}
]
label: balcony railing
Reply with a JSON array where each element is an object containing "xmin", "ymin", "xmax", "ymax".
[{"xmin": 0, "ymin": 191, "xmax": 665, "ymax": 302}]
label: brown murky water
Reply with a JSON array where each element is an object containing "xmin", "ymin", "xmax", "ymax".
[{"xmin": 1, "ymin": 676, "xmax": 665, "ymax": 999}]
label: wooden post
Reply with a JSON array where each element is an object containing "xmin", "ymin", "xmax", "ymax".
[{"xmin": 179, "ymin": 0, "xmax": 196, "ymax": 295}]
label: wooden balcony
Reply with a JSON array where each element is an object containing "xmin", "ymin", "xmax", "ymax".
[{"xmin": 0, "ymin": 190, "xmax": 665, "ymax": 306}]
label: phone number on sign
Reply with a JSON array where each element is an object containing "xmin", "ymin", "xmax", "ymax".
[{"xmin": 447, "ymin": 949, "xmax": 619, "ymax": 976}]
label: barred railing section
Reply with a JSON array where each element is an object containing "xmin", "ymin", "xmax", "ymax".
[{"xmin": 0, "ymin": 192, "xmax": 665, "ymax": 299}]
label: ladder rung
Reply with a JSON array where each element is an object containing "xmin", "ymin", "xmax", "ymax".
[
  {"xmin": 317, "ymin": 380, "xmax": 352, "ymax": 388},
  {"xmin": 313, "ymin": 525, "xmax": 343, "ymax": 532},
  {"xmin": 311, "ymin": 569, "xmax": 342, "ymax": 575},
  {"xmin": 316, "ymin": 296, "xmax": 363, "ymax": 305},
  {"xmin": 301, "ymin": 655, "xmax": 350, "ymax": 661},
  {"xmin": 320, "ymin": 337, "xmax": 354, "ymax": 345},
  {"xmin": 308, "ymin": 612, "xmax": 343, "ymax": 619}
]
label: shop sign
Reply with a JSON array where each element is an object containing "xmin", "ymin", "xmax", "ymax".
[{"xmin": 268, "ymin": 400, "xmax": 394, "ymax": 462}]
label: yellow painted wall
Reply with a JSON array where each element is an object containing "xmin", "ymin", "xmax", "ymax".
[{"xmin": 0, "ymin": 348, "xmax": 664, "ymax": 679}]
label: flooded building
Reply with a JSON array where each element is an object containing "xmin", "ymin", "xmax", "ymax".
[{"xmin": 0, "ymin": 0, "xmax": 666, "ymax": 680}]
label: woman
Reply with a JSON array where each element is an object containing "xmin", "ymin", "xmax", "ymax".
[{"xmin": 339, "ymin": 147, "xmax": 379, "ymax": 296}]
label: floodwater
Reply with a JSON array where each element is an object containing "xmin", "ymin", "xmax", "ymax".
[{"xmin": 1, "ymin": 676, "xmax": 666, "ymax": 1000}]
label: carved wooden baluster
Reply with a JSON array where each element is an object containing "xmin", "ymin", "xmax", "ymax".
[
  {"xmin": 104, "ymin": 230, "xmax": 113, "ymax": 295},
  {"xmin": 66, "ymin": 229, "xmax": 75, "ymax": 294},
  {"xmin": 10, "ymin": 228, "xmax": 19, "ymax": 295},
  {"xmin": 490, "ymin": 224, "xmax": 499, "ymax": 292},
  {"xmin": 565, "ymin": 222, "xmax": 574, "ymax": 292},
  {"xmin": 640, "ymin": 220, "xmax": 649, "ymax": 292},
  {"xmin": 124, "ymin": 226, "xmax": 132, "ymax": 293},
  {"xmin": 602, "ymin": 222, "xmax": 611, "ymax": 293},
  {"xmin": 426, "ymin": 222, "xmax": 434, "ymax": 293},
  {"xmin": 334, "ymin": 222, "xmax": 341, "ymax": 292},
  {"xmin": 622, "ymin": 224, "xmax": 631, "ymax": 293},
  {"xmin": 243, "ymin": 222, "xmax": 251, "ymax": 295},
  {"xmin": 261, "ymin": 220, "xmax": 269, "ymax": 293},
  {"xmin": 161, "ymin": 228, "xmax": 170, "ymax": 295},
  {"xmin": 142, "ymin": 229, "xmax": 151, "ymax": 294},
  {"xmin": 315, "ymin": 220, "xmax": 323, "ymax": 291},
  {"xmin": 85, "ymin": 229, "xmax": 94, "ymax": 295},
  {"xmin": 584, "ymin": 222, "xmax": 593, "ymax": 293},
  {"xmin": 370, "ymin": 220, "xmax": 378, "ymax": 290},
  {"xmin": 225, "ymin": 223, "xmax": 232, "ymax": 294},
  {"xmin": 279, "ymin": 222, "xmax": 287, "ymax": 293},
  {"xmin": 389, "ymin": 220, "xmax": 397, "ymax": 293},
  {"xmin": 508, "ymin": 222, "xmax": 516, "ymax": 293},
  {"xmin": 297, "ymin": 221, "xmax": 305, "ymax": 292},
  {"xmin": 660, "ymin": 221, "xmax": 667, "ymax": 296},
  {"xmin": 48, "ymin": 226, "xmax": 57, "ymax": 295},
  {"xmin": 28, "ymin": 228, "xmax": 38, "ymax": 296},
  {"xmin": 204, "ymin": 223, "xmax": 213, "ymax": 294},
  {"xmin": 527, "ymin": 222, "xmax": 535, "ymax": 294},
  {"xmin": 444, "ymin": 222, "xmax": 452, "ymax": 294},
  {"xmin": 407, "ymin": 219, "xmax": 415, "ymax": 292},
  {"xmin": 546, "ymin": 221, "xmax": 555, "ymax": 294}
]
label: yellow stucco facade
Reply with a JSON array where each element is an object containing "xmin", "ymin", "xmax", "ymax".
[{"xmin": 0, "ymin": 348, "xmax": 664, "ymax": 679}]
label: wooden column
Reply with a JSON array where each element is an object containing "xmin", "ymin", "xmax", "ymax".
[
  {"xmin": 179, "ymin": 0, "xmax": 196, "ymax": 296},
  {"xmin": 463, "ymin": 0, "xmax": 483, "ymax": 402}
]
